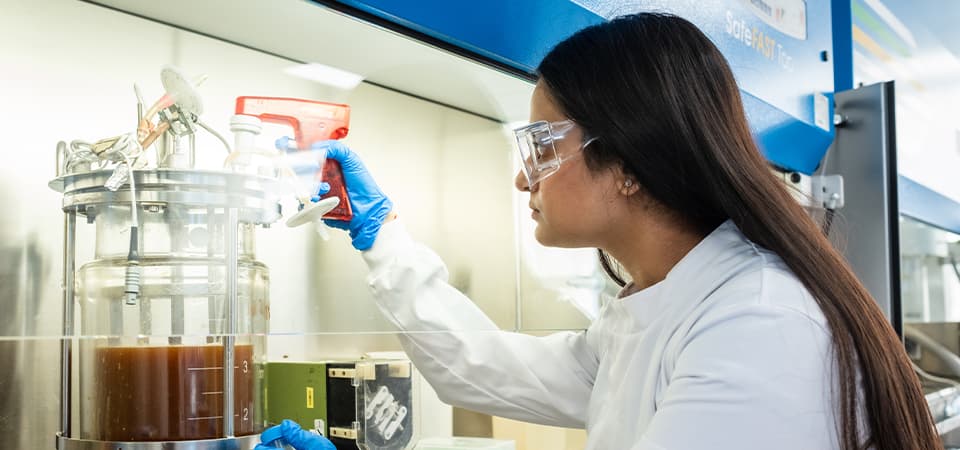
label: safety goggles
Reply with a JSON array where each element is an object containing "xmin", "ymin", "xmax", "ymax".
[{"xmin": 513, "ymin": 119, "xmax": 597, "ymax": 186}]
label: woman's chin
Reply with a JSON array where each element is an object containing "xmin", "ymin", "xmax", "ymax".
[
  {"xmin": 533, "ymin": 225, "xmax": 553, "ymax": 246},
  {"xmin": 535, "ymin": 224, "xmax": 599, "ymax": 249},
  {"xmin": 534, "ymin": 226, "xmax": 576, "ymax": 248}
]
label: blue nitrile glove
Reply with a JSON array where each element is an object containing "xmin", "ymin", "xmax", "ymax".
[
  {"xmin": 278, "ymin": 136, "xmax": 331, "ymax": 202},
  {"xmin": 254, "ymin": 419, "xmax": 335, "ymax": 450},
  {"xmin": 313, "ymin": 140, "xmax": 393, "ymax": 251}
]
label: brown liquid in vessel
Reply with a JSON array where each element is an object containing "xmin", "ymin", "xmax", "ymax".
[{"xmin": 94, "ymin": 344, "xmax": 255, "ymax": 441}]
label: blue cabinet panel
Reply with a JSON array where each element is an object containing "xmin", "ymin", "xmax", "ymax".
[
  {"xmin": 328, "ymin": 0, "xmax": 602, "ymax": 75},
  {"xmin": 327, "ymin": 0, "xmax": 836, "ymax": 174}
]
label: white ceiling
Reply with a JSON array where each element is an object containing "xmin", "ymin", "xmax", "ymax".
[{"xmin": 86, "ymin": 0, "xmax": 535, "ymax": 123}]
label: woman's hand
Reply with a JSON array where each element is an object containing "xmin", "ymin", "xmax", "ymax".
[
  {"xmin": 313, "ymin": 140, "xmax": 394, "ymax": 251},
  {"xmin": 254, "ymin": 419, "xmax": 335, "ymax": 450}
]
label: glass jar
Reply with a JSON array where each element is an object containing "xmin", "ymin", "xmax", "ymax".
[{"xmin": 55, "ymin": 169, "xmax": 279, "ymax": 442}]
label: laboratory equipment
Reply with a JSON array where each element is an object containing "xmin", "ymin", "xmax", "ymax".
[
  {"xmin": 312, "ymin": 142, "xmax": 393, "ymax": 251},
  {"xmin": 823, "ymin": 81, "xmax": 960, "ymax": 440},
  {"xmin": 264, "ymin": 360, "xmax": 416, "ymax": 450},
  {"xmin": 264, "ymin": 360, "xmax": 415, "ymax": 450},
  {"xmin": 264, "ymin": 362, "xmax": 329, "ymax": 434},
  {"xmin": 51, "ymin": 67, "xmax": 283, "ymax": 449},
  {"xmin": 329, "ymin": 360, "xmax": 414, "ymax": 450},
  {"xmin": 235, "ymin": 96, "xmax": 352, "ymax": 221},
  {"xmin": 223, "ymin": 107, "xmax": 342, "ymax": 233}
]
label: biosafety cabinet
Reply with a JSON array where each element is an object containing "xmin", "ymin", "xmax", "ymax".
[
  {"xmin": 1, "ymin": 1, "xmax": 594, "ymax": 449},
  {"xmin": 812, "ymin": 82, "xmax": 960, "ymax": 444},
  {"xmin": 810, "ymin": 0, "xmax": 960, "ymax": 442},
  {"xmin": 5, "ymin": 0, "xmax": 959, "ymax": 449}
]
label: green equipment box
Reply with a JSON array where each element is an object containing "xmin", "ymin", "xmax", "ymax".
[{"xmin": 264, "ymin": 361, "xmax": 329, "ymax": 433}]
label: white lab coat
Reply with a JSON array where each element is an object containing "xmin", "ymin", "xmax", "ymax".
[{"xmin": 361, "ymin": 220, "xmax": 842, "ymax": 449}]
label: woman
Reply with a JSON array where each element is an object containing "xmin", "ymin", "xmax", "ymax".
[{"xmin": 257, "ymin": 13, "xmax": 940, "ymax": 450}]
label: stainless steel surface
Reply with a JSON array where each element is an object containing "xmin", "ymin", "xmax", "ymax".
[
  {"xmin": 0, "ymin": 199, "xmax": 57, "ymax": 448},
  {"xmin": 58, "ymin": 434, "xmax": 260, "ymax": 450},
  {"xmin": 157, "ymin": 132, "xmax": 196, "ymax": 169},
  {"xmin": 51, "ymin": 170, "xmax": 282, "ymax": 225},
  {"xmin": 822, "ymin": 81, "xmax": 902, "ymax": 334},
  {"xmin": 223, "ymin": 207, "xmax": 238, "ymax": 437},
  {"xmin": 926, "ymin": 385, "xmax": 960, "ymax": 436}
]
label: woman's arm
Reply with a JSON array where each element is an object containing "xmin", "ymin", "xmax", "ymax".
[{"xmin": 362, "ymin": 220, "xmax": 598, "ymax": 428}]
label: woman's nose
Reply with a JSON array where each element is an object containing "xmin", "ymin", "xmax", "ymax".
[{"xmin": 514, "ymin": 169, "xmax": 532, "ymax": 192}]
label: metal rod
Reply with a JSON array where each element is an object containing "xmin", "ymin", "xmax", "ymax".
[
  {"xmin": 222, "ymin": 207, "xmax": 239, "ymax": 437},
  {"xmin": 60, "ymin": 211, "xmax": 76, "ymax": 437},
  {"xmin": 138, "ymin": 297, "xmax": 151, "ymax": 345},
  {"xmin": 109, "ymin": 294, "xmax": 122, "ymax": 346},
  {"xmin": 207, "ymin": 206, "xmax": 216, "ymax": 344},
  {"xmin": 188, "ymin": 133, "xmax": 196, "ymax": 168},
  {"xmin": 170, "ymin": 210, "xmax": 185, "ymax": 345},
  {"xmin": 170, "ymin": 294, "xmax": 184, "ymax": 345}
]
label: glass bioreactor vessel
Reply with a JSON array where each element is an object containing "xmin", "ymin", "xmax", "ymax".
[{"xmin": 50, "ymin": 67, "xmax": 307, "ymax": 449}]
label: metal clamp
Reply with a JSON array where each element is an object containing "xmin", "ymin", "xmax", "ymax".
[
  {"xmin": 329, "ymin": 427, "xmax": 358, "ymax": 440},
  {"xmin": 328, "ymin": 365, "xmax": 376, "ymax": 381},
  {"xmin": 813, "ymin": 174, "xmax": 845, "ymax": 210},
  {"xmin": 777, "ymin": 170, "xmax": 845, "ymax": 210}
]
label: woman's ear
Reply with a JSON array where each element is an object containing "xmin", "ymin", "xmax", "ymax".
[{"xmin": 617, "ymin": 168, "xmax": 640, "ymax": 196}]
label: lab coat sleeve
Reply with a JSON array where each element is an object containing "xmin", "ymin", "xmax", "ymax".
[
  {"xmin": 361, "ymin": 220, "xmax": 597, "ymax": 428},
  {"xmin": 633, "ymin": 299, "xmax": 835, "ymax": 450}
]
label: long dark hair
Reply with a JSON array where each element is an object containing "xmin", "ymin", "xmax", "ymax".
[{"xmin": 538, "ymin": 13, "xmax": 939, "ymax": 450}]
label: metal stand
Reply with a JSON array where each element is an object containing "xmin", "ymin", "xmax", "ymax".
[
  {"xmin": 223, "ymin": 207, "xmax": 239, "ymax": 437},
  {"xmin": 57, "ymin": 434, "xmax": 260, "ymax": 450},
  {"xmin": 51, "ymin": 170, "xmax": 280, "ymax": 449},
  {"xmin": 59, "ymin": 212, "xmax": 76, "ymax": 438}
]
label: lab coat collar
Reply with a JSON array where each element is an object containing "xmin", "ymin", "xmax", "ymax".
[{"xmin": 615, "ymin": 220, "xmax": 748, "ymax": 328}]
